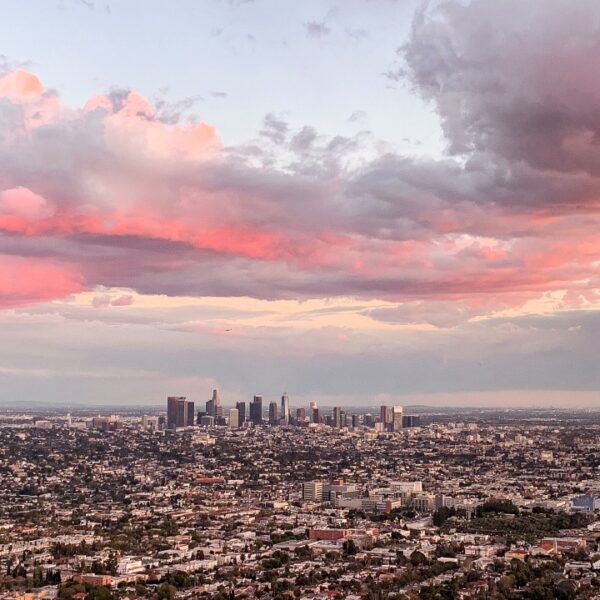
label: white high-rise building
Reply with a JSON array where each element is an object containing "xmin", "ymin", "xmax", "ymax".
[
  {"xmin": 392, "ymin": 405, "xmax": 404, "ymax": 432},
  {"xmin": 228, "ymin": 408, "xmax": 239, "ymax": 429}
]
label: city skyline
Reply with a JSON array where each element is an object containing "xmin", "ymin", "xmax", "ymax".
[
  {"xmin": 1, "ymin": 4, "xmax": 599, "ymax": 598},
  {"xmin": 0, "ymin": 0, "xmax": 598, "ymax": 408}
]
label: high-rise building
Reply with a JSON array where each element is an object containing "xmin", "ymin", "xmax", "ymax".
[
  {"xmin": 351, "ymin": 414, "xmax": 359, "ymax": 428},
  {"xmin": 186, "ymin": 401, "xmax": 195, "ymax": 426},
  {"xmin": 296, "ymin": 407, "xmax": 306, "ymax": 422},
  {"xmin": 269, "ymin": 401, "xmax": 279, "ymax": 425},
  {"xmin": 380, "ymin": 405, "xmax": 393, "ymax": 430},
  {"xmin": 249, "ymin": 395, "xmax": 263, "ymax": 425},
  {"xmin": 380, "ymin": 405, "xmax": 387, "ymax": 424},
  {"xmin": 229, "ymin": 408, "xmax": 239, "ymax": 429},
  {"xmin": 392, "ymin": 405, "xmax": 404, "ymax": 432},
  {"xmin": 333, "ymin": 406, "xmax": 342, "ymax": 428},
  {"xmin": 302, "ymin": 481, "xmax": 324, "ymax": 502},
  {"xmin": 167, "ymin": 396, "xmax": 183, "ymax": 428},
  {"xmin": 167, "ymin": 396, "xmax": 194, "ymax": 429},
  {"xmin": 206, "ymin": 389, "xmax": 221, "ymax": 418},
  {"xmin": 205, "ymin": 398, "xmax": 214, "ymax": 418},
  {"xmin": 310, "ymin": 401, "xmax": 319, "ymax": 423},
  {"xmin": 236, "ymin": 401, "xmax": 246, "ymax": 424},
  {"xmin": 176, "ymin": 400, "xmax": 186, "ymax": 427},
  {"xmin": 402, "ymin": 415, "xmax": 421, "ymax": 428},
  {"xmin": 212, "ymin": 389, "xmax": 222, "ymax": 418},
  {"xmin": 280, "ymin": 393, "xmax": 290, "ymax": 425}
]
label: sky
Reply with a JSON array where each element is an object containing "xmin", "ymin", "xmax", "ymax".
[{"xmin": 0, "ymin": 0, "xmax": 598, "ymax": 408}]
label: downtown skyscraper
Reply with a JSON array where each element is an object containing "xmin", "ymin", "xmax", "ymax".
[
  {"xmin": 281, "ymin": 393, "xmax": 290, "ymax": 425},
  {"xmin": 166, "ymin": 396, "xmax": 195, "ymax": 429},
  {"xmin": 249, "ymin": 395, "xmax": 263, "ymax": 425},
  {"xmin": 205, "ymin": 389, "xmax": 222, "ymax": 419}
]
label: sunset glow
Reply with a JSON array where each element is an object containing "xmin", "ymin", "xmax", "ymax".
[{"xmin": 0, "ymin": 0, "xmax": 598, "ymax": 407}]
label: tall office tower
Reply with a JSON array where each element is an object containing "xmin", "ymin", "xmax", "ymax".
[
  {"xmin": 379, "ymin": 405, "xmax": 387, "ymax": 424},
  {"xmin": 310, "ymin": 401, "xmax": 319, "ymax": 423},
  {"xmin": 281, "ymin": 393, "xmax": 290, "ymax": 425},
  {"xmin": 167, "ymin": 396, "xmax": 188, "ymax": 429},
  {"xmin": 333, "ymin": 406, "xmax": 342, "ymax": 428},
  {"xmin": 269, "ymin": 401, "xmax": 279, "ymax": 425},
  {"xmin": 205, "ymin": 398, "xmax": 214, "ymax": 418},
  {"xmin": 206, "ymin": 389, "xmax": 221, "ymax": 418},
  {"xmin": 186, "ymin": 401, "xmax": 195, "ymax": 426},
  {"xmin": 211, "ymin": 389, "xmax": 222, "ymax": 418},
  {"xmin": 302, "ymin": 480, "xmax": 324, "ymax": 502},
  {"xmin": 351, "ymin": 414, "xmax": 359, "ymax": 428},
  {"xmin": 380, "ymin": 405, "xmax": 389, "ymax": 425},
  {"xmin": 249, "ymin": 395, "xmax": 263, "ymax": 425},
  {"xmin": 380, "ymin": 405, "xmax": 393, "ymax": 429},
  {"xmin": 296, "ymin": 407, "xmax": 306, "ymax": 422},
  {"xmin": 402, "ymin": 415, "xmax": 421, "ymax": 428},
  {"xmin": 176, "ymin": 400, "xmax": 187, "ymax": 427},
  {"xmin": 392, "ymin": 405, "xmax": 404, "ymax": 432},
  {"xmin": 229, "ymin": 408, "xmax": 239, "ymax": 429},
  {"xmin": 236, "ymin": 401, "xmax": 246, "ymax": 424}
]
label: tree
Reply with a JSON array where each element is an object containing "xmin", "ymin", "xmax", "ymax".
[
  {"xmin": 410, "ymin": 550, "xmax": 427, "ymax": 566},
  {"xmin": 343, "ymin": 539, "xmax": 359, "ymax": 556},
  {"xmin": 86, "ymin": 587, "xmax": 112, "ymax": 600},
  {"xmin": 294, "ymin": 545, "xmax": 312, "ymax": 559},
  {"xmin": 157, "ymin": 583, "xmax": 176, "ymax": 600},
  {"xmin": 433, "ymin": 507, "xmax": 456, "ymax": 527}
]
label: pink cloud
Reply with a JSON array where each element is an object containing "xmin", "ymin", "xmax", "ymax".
[
  {"xmin": 0, "ymin": 65, "xmax": 597, "ymax": 315},
  {"xmin": 0, "ymin": 256, "xmax": 84, "ymax": 308},
  {"xmin": 0, "ymin": 187, "xmax": 55, "ymax": 219},
  {"xmin": 111, "ymin": 295, "xmax": 134, "ymax": 306},
  {"xmin": 91, "ymin": 295, "xmax": 111, "ymax": 308},
  {"xmin": 0, "ymin": 69, "xmax": 43, "ymax": 99},
  {"xmin": 91, "ymin": 294, "xmax": 133, "ymax": 308}
]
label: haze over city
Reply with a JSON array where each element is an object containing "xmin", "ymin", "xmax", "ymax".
[{"xmin": 0, "ymin": 0, "xmax": 599, "ymax": 408}]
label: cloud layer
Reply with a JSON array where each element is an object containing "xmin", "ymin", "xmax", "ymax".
[
  {"xmin": 0, "ymin": 0, "xmax": 598, "ymax": 406},
  {"xmin": 1, "ymin": 0, "xmax": 599, "ymax": 318}
]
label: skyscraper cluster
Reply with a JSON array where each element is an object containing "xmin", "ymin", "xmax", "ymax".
[{"xmin": 166, "ymin": 394, "xmax": 420, "ymax": 431}]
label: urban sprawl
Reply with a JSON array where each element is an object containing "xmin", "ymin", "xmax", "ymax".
[{"xmin": 0, "ymin": 393, "xmax": 599, "ymax": 600}]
